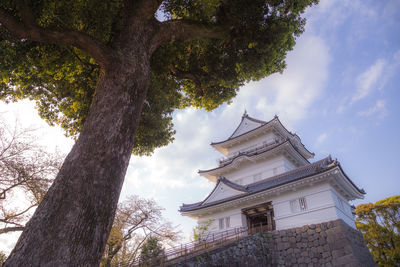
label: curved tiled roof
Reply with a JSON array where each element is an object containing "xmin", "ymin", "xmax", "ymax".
[
  {"xmin": 199, "ymin": 139, "xmax": 309, "ymax": 175},
  {"xmin": 210, "ymin": 115, "xmax": 314, "ymax": 158},
  {"xmin": 198, "ymin": 177, "xmax": 249, "ymax": 207},
  {"xmin": 219, "ymin": 177, "xmax": 249, "ymax": 192},
  {"xmin": 211, "ymin": 114, "xmax": 276, "ymax": 146},
  {"xmin": 227, "ymin": 113, "xmax": 267, "ymax": 139},
  {"xmin": 181, "ymin": 156, "xmax": 365, "ymax": 212}
]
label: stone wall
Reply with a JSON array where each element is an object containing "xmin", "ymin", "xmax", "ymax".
[{"xmin": 171, "ymin": 219, "xmax": 375, "ymax": 267}]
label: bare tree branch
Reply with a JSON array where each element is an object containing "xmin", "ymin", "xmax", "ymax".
[
  {"xmin": 0, "ymin": 1, "xmax": 114, "ymax": 68},
  {"xmin": 0, "ymin": 226, "xmax": 24, "ymax": 234},
  {"xmin": 0, "ymin": 116, "xmax": 63, "ymax": 235}
]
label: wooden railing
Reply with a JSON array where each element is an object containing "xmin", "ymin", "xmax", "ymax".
[
  {"xmin": 133, "ymin": 227, "xmax": 248, "ymax": 267},
  {"xmin": 132, "ymin": 223, "xmax": 274, "ymax": 266},
  {"xmin": 218, "ymin": 139, "xmax": 280, "ymax": 166}
]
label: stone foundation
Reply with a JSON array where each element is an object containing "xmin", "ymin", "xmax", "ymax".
[{"xmin": 171, "ymin": 219, "xmax": 375, "ymax": 267}]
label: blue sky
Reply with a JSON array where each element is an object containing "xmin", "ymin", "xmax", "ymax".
[{"xmin": 1, "ymin": 0, "xmax": 399, "ymax": 252}]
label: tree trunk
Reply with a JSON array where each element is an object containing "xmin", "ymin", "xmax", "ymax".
[{"xmin": 4, "ymin": 45, "xmax": 151, "ymax": 266}]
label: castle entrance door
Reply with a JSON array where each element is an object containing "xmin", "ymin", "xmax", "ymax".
[{"xmin": 242, "ymin": 201, "xmax": 275, "ymax": 234}]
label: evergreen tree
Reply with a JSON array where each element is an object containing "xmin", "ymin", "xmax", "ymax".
[{"xmin": 139, "ymin": 236, "xmax": 164, "ymax": 266}]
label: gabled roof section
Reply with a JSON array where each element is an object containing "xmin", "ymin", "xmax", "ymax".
[
  {"xmin": 211, "ymin": 114, "xmax": 314, "ymax": 159},
  {"xmin": 192, "ymin": 177, "xmax": 248, "ymax": 207},
  {"xmin": 180, "ymin": 156, "xmax": 365, "ymax": 213},
  {"xmin": 229, "ymin": 112, "xmax": 266, "ymax": 139}
]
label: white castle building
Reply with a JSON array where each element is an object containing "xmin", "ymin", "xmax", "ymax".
[{"xmin": 180, "ymin": 113, "xmax": 365, "ymax": 235}]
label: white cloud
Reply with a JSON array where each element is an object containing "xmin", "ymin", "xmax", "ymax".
[
  {"xmin": 223, "ymin": 33, "xmax": 330, "ymax": 129},
  {"xmin": 351, "ymin": 59, "xmax": 386, "ymax": 104},
  {"xmin": 307, "ymin": 0, "xmax": 376, "ymax": 33},
  {"xmin": 0, "ymin": 100, "xmax": 74, "ymax": 154},
  {"xmin": 357, "ymin": 99, "xmax": 387, "ymax": 118},
  {"xmin": 123, "ymin": 31, "xmax": 331, "ymax": 195},
  {"xmin": 316, "ymin": 132, "xmax": 328, "ymax": 145}
]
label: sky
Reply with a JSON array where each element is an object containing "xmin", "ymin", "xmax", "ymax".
[{"xmin": 1, "ymin": 0, "xmax": 400, "ymax": 254}]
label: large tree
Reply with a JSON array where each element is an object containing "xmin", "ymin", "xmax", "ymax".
[{"xmin": 0, "ymin": 0, "xmax": 318, "ymax": 265}]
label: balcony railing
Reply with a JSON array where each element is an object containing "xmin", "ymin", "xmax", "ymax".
[
  {"xmin": 218, "ymin": 139, "xmax": 280, "ymax": 166},
  {"xmin": 132, "ymin": 224, "xmax": 274, "ymax": 267},
  {"xmin": 133, "ymin": 227, "xmax": 248, "ymax": 267}
]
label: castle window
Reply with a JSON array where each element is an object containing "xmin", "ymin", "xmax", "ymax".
[
  {"xmin": 299, "ymin": 197, "xmax": 307, "ymax": 211},
  {"xmin": 225, "ymin": 217, "xmax": 230, "ymax": 228},
  {"xmin": 219, "ymin": 218, "xmax": 224, "ymax": 230},
  {"xmin": 290, "ymin": 197, "xmax": 308, "ymax": 213}
]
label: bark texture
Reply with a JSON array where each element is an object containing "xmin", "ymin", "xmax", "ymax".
[
  {"xmin": 1, "ymin": 1, "xmax": 229, "ymax": 265},
  {"xmin": 4, "ymin": 22, "xmax": 154, "ymax": 266}
]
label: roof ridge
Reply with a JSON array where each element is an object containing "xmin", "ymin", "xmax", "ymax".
[
  {"xmin": 200, "ymin": 140, "xmax": 291, "ymax": 174},
  {"xmin": 224, "ymin": 113, "xmax": 270, "ymax": 141},
  {"xmin": 243, "ymin": 113, "xmax": 267, "ymax": 124},
  {"xmin": 247, "ymin": 156, "xmax": 333, "ymax": 187},
  {"xmin": 180, "ymin": 156, "xmax": 365, "ymax": 213},
  {"xmin": 219, "ymin": 176, "xmax": 249, "ymax": 192}
]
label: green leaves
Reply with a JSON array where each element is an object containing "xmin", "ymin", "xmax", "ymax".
[
  {"xmin": 1, "ymin": 0, "xmax": 317, "ymax": 155},
  {"xmin": 356, "ymin": 196, "xmax": 400, "ymax": 266}
]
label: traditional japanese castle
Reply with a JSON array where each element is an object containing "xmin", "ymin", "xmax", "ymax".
[{"xmin": 180, "ymin": 113, "xmax": 365, "ymax": 235}]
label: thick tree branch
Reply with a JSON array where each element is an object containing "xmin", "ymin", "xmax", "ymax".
[
  {"xmin": 0, "ymin": 3, "xmax": 113, "ymax": 68},
  {"xmin": 132, "ymin": 0, "xmax": 163, "ymax": 20},
  {"xmin": 168, "ymin": 65, "xmax": 202, "ymax": 88},
  {"xmin": 168, "ymin": 65, "xmax": 206, "ymax": 96},
  {"xmin": 151, "ymin": 19, "xmax": 230, "ymax": 53}
]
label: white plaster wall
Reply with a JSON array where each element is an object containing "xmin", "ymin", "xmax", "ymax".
[
  {"xmin": 225, "ymin": 155, "xmax": 293, "ymax": 185},
  {"xmin": 194, "ymin": 182, "xmax": 357, "ymax": 237},
  {"xmin": 271, "ymin": 182, "xmax": 356, "ymax": 230},
  {"xmin": 203, "ymin": 183, "xmax": 244, "ymax": 204},
  {"xmin": 283, "ymin": 157, "xmax": 296, "ymax": 171},
  {"xmin": 230, "ymin": 118, "xmax": 263, "ymax": 139},
  {"xmin": 330, "ymin": 188, "xmax": 356, "ymax": 228},
  {"xmin": 227, "ymin": 132, "xmax": 277, "ymax": 156},
  {"xmin": 198, "ymin": 207, "xmax": 245, "ymax": 235}
]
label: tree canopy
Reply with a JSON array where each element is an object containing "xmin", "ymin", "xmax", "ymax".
[
  {"xmin": 0, "ymin": 1, "xmax": 319, "ymax": 265},
  {"xmin": 0, "ymin": 0, "xmax": 317, "ymax": 155},
  {"xmin": 356, "ymin": 195, "xmax": 400, "ymax": 266}
]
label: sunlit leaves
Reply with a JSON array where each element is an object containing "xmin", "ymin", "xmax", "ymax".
[
  {"xmin": 1, "ymin": 0, "xmax": 317, "ymax": 155},
  {"xmin": 356, "ymin": 196, "xmax": 400, "ymax": 266}
]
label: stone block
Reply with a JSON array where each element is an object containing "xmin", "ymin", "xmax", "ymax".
[
  {"xmin": 307, "ymin": 229, "xmax": 316, "ymax": 235},
  {"xmin": 301, "ymin": 251, "xmax": 309, "ymax": 257}
]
